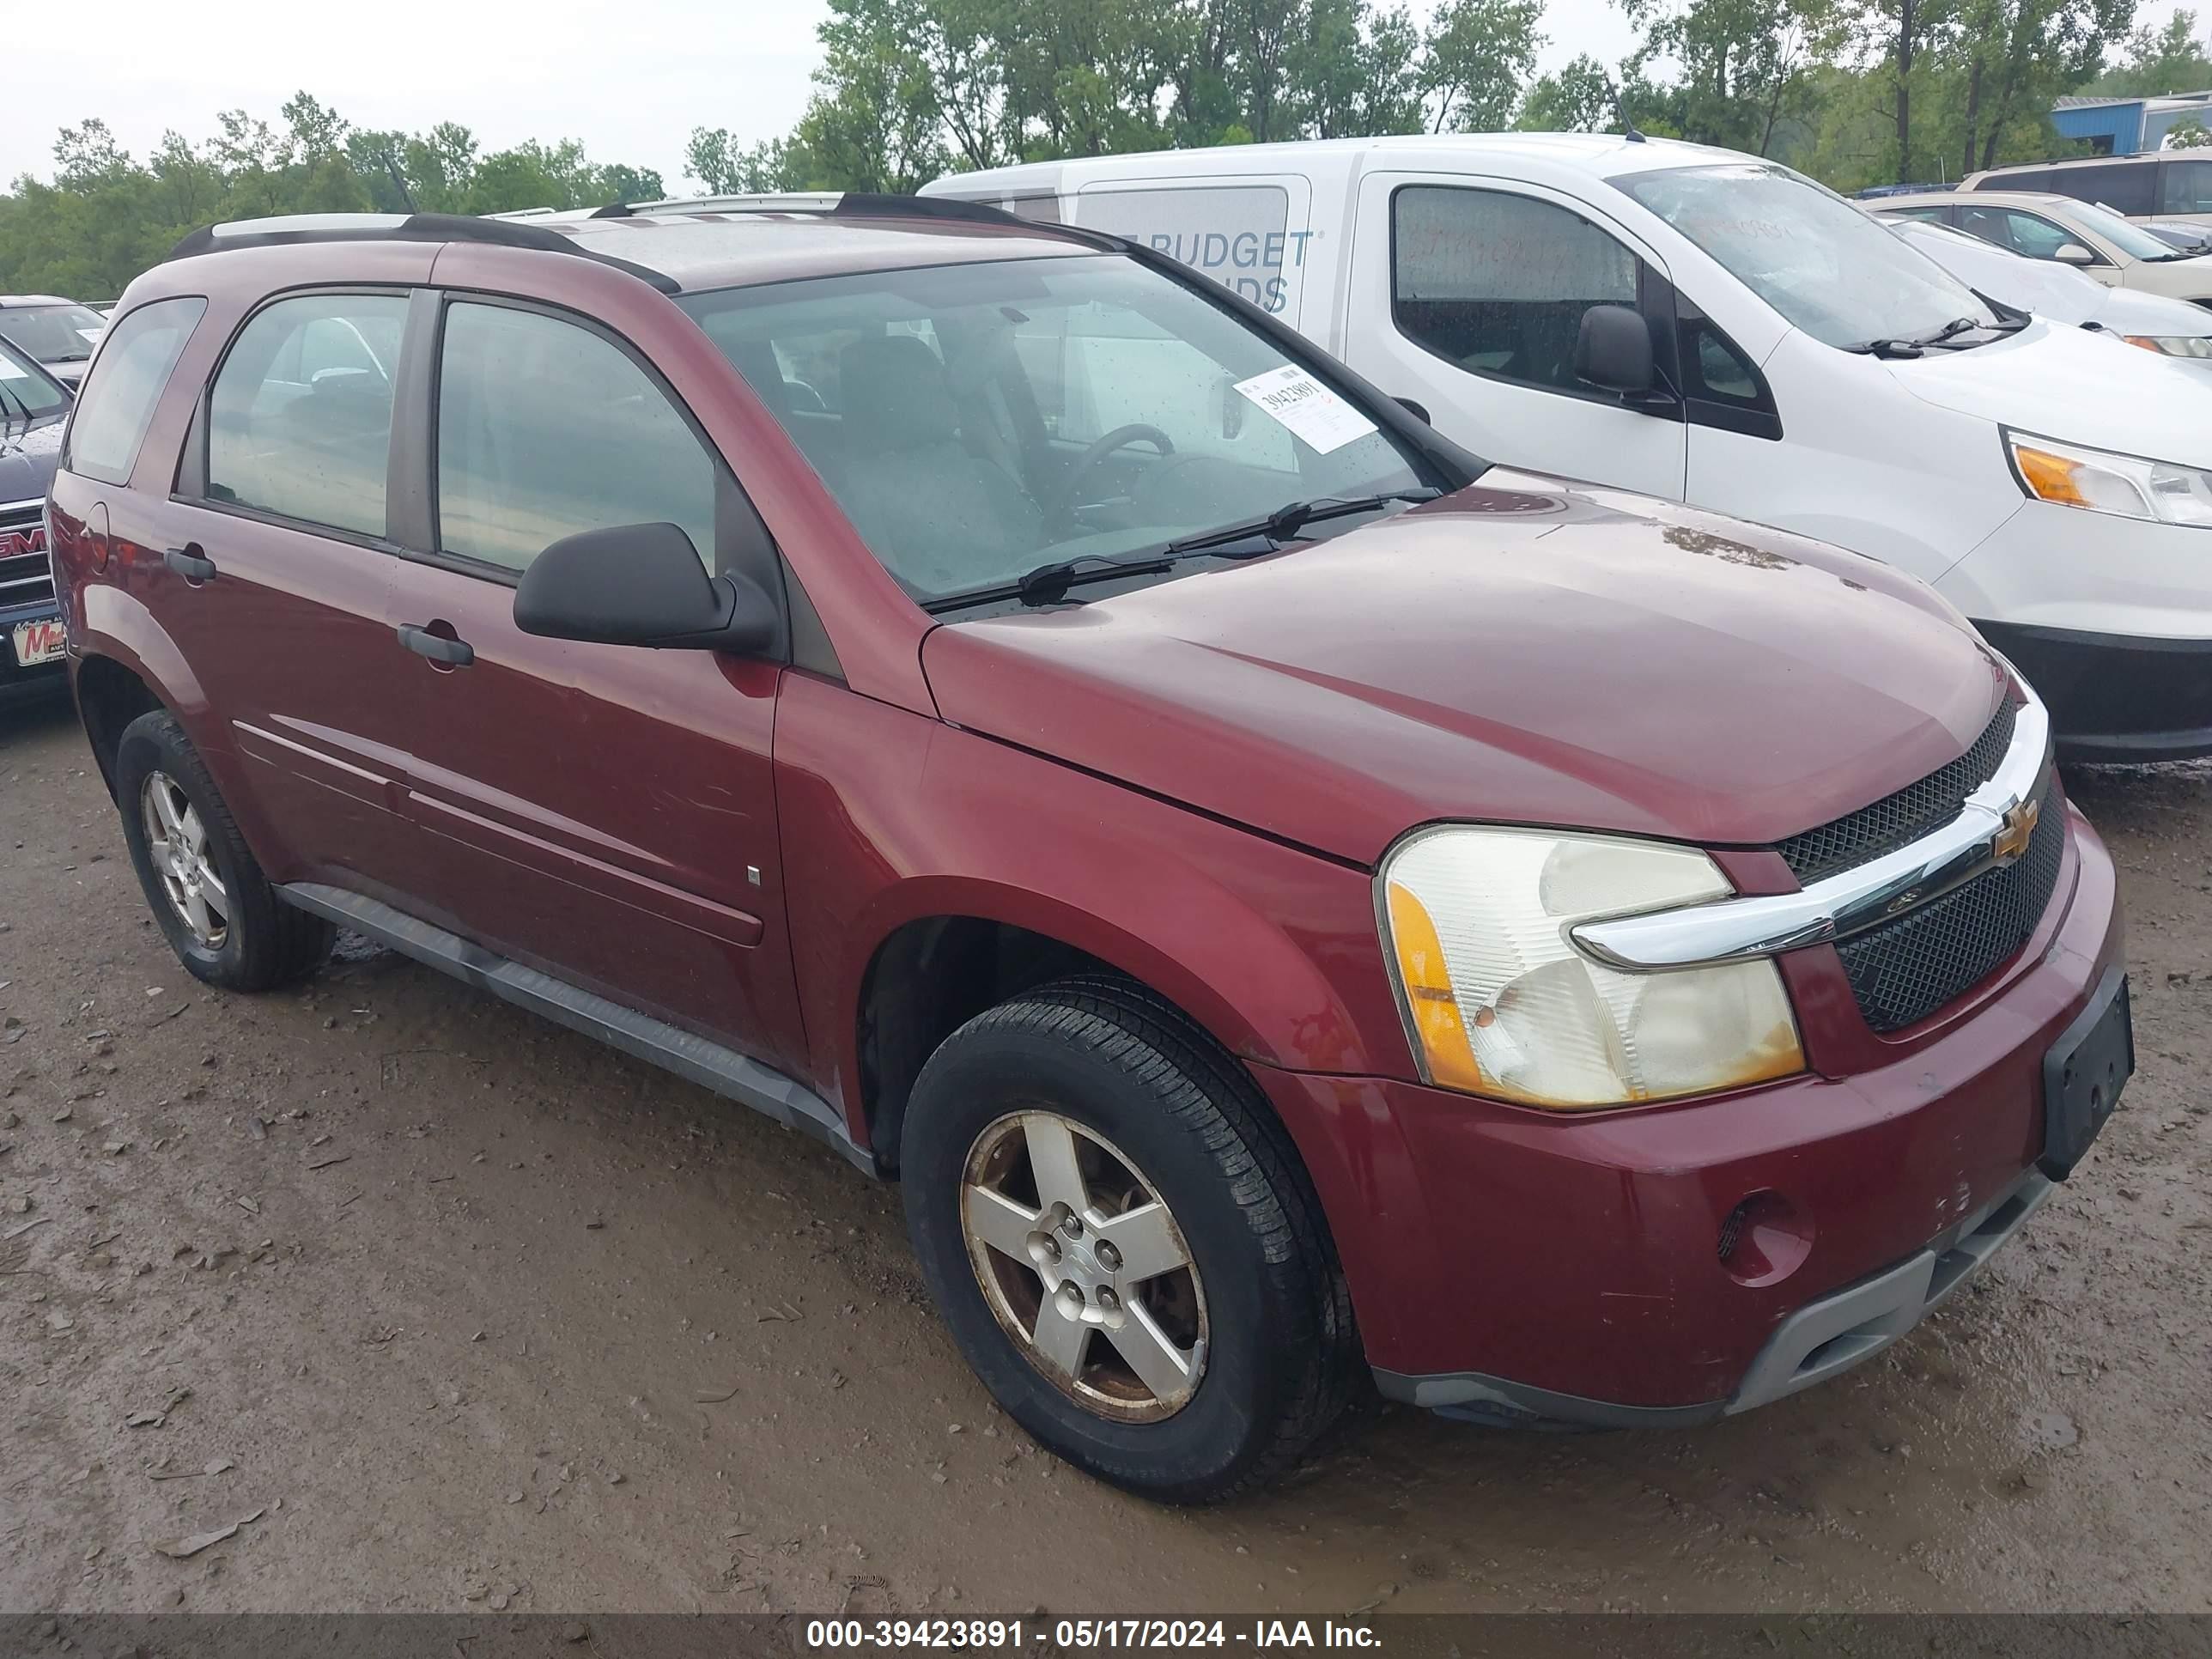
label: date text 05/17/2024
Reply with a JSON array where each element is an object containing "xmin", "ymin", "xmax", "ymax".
[{"xmin": 804, "ymin": 1620, "xmax": 1385, "ymax": 1650}]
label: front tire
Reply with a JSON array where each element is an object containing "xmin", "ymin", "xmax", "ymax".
[
  {"xmin": 114, "ymin": 709, "xmax": 331, "ymax": 991},
  {"xmin": 901, "ymin": 975, "xmax": 1358, "ymax": 1503}
]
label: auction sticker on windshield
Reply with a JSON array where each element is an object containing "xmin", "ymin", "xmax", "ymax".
[
  {"xmin": 1233, "ymin": 365, "xmax": 1376, "ymax": 454},
  {"xmin": 11, "ymin": 618, "xmax": 64, "ymax": 667}
]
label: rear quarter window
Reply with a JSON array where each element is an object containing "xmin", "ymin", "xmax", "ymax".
[
  {"xmin": 64, "ymin": 297, "xmax": 206, "ymax": 487},
  {"xmin": 2054, "ymin": 162, "xmax": 2157, "ymax": 218}
]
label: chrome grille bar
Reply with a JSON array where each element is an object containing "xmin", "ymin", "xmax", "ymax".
[{"xmin": 1573, "ymin": 684, "xmax": 2053, "ymax": 972}]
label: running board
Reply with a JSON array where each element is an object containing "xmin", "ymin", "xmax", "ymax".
[{"xmin": 281, "ymin": 882, "xmax": 875, "ymax": 1175}]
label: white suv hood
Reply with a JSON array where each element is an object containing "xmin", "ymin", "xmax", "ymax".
[{"xmin": 1886, "ymin": 317, "xmax": 2212, "ymax": 468}]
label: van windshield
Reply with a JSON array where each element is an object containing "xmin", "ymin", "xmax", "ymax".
[
  {"xmin": 1617, "ymin": 162, "xmax": 2001, "ymax": 351},
  {"xmin": 678, "ymin": 254, "xmax": 1433, "ymax": 609}
]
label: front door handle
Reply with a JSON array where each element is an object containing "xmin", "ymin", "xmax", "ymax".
[
  {"xmin": 396, "ymin": 623, "xmax": 475, "ymax": 667},
  {"xmin": 164, "ymin": 546, "xmax": 217, "ymax": 583}
]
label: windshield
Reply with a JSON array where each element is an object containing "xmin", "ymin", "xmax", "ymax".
[
  {"xmin": 2064, "ymin": 199, "xmax": 2197, "ymax": 261},
  {"xmin": 678, "ymin": 254, "xmax": 1431, "ymax": 607},
  {"xmin": 0, "ymin": 334, "xmax": 71, "ymax": 418},
  {"xmin": 0, "ymin": 302, "xmax": 107, "ymax": 364},
  {"xmin": 1617, "ymin": 162, "xmax": 1996, "ymax": 349}
]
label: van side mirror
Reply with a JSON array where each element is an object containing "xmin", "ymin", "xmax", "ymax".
[
  {"xmin": 1574, "ymin": 304, "xmax": 1658, "ymax": 398},
  {"xmin": 514, "ymin": 522, "xmax": 778, "ymax": 653},
  {"xmin": 2053, "ymin": 241, "xmax": 2098, "ymax": 266}
]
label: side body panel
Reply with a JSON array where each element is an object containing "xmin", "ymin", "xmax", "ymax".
[{"xmin": 770, "ymin": 670, "xmax": 1408, "ymax": 1133}]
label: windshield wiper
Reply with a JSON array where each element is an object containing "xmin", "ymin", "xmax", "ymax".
[
  {"xmin": 1011, "ymin": 551, "xmax": 1176, "ymax": 604},
  {"xmin": 1160, "ymin": 489, "xmax": 1443, "ymax": 559},
  {"xmin": 1849, "ymin": 313, "xmax": 2025, "ymax": 357},
  {"xmin": 926, "ymin": 489, "xmax": 1445, "ymax": 613}
]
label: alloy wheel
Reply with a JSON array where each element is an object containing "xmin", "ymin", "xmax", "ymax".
[
  {"xmin": 141, "ymin": 769, "xmax": 229, "ymax": 948},
  {"xmin": 960, "ymin": 1110, "xmax": 1208, "ymax": 1422}
]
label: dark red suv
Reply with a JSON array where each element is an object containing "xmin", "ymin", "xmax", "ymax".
[{"xmin": 46, "ymin": 199, "xmax": 2130, "ymax": 1502}]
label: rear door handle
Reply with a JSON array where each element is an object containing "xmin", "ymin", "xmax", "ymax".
[
  {"xmin": 396, "ymin": 623, "xmax": 475, "ymax": 667},
  {"xmin": 164, "ymin": 546, "xmax": 217, "ymax": 582}
]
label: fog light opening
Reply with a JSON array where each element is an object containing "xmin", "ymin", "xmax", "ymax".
[{"xmin": 1719, "ymin": 1190, "xmax": 1814, "ymax": 1286}]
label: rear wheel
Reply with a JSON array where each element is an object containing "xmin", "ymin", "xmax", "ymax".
[
  {"xmin": 902, "ymin": 975, "xmax": 1358, "ymax": 1502},
  {"xmin": 114, "ymin": 709, "xmax": 331, "ymax": 991}
]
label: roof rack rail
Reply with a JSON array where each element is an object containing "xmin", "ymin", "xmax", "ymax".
[
  {"xmin": 163, "ymin": 211, "xmax": 681, "ymax": 293},
  {"xmin": 1971, "ymin": 150, "xmax": 2131, "ymax": 173},
  {"xmin": 591, "ymin": 191, "xmax": 1029, "ymax": 228}
]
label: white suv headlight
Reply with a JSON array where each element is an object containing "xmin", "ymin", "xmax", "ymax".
[
  {"xmin": 2123, "ymin": 334, "xmax": 2212, "ymax": 359},
  {"xmin": 2007, "ymin": 429, "xmax": 2212, "ymax": 528},
  {"xmin": 1380, "ymin": 826, "xmax": 1803, "ymax": 1110}
]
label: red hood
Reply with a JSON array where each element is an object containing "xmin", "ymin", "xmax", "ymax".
[{"xmin": 919, "ymin": 473, "xmax": 2007, "ymax": 867}]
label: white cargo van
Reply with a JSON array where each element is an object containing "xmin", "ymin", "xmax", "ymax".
[{"xmin": 921, "ymin": 135, "xmax": 2212, "ymax": 761}]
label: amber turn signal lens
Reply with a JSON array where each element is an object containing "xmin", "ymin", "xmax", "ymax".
[
  {"xmin": 2014, "ymin": 445, "xmax": 2088, "ymax": 507},
  {"xmin": 1384, "ymin": 881, "xmax": 1486, "ymax": 1093}
]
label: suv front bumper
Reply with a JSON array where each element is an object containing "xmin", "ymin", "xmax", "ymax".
[
  {"xmin": 1250, "ymin": 805, "xmax": 2124, "ymax": 1425},
  {"xmin": 1976, "ymin": 618, "xmax": 2212, "ymax": 763}
]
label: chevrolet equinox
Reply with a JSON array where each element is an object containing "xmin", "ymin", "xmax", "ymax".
[{"xmin": 46, "ymin": 198, "xmax": 2132, "ymax": 1502}]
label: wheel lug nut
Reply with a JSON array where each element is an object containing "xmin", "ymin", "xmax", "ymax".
[
  {"xmin": 1096, "ymin": 1242, "xmax": 1121, "ymax": 1272},
  {"xmin": 1097, "ymin": 1288, "xmax": 1118, "ymax": 1310},
  {"xmin": 1063, "ymin": 1215, "xmax": 1083, "ymax": 1239}
]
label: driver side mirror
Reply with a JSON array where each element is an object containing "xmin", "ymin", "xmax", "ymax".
[
  {"xmin": 2053, "ymin": 241, "xmax": 2099, "ymax": 266},
  {"xmin": 1574, "ymin": 304, "xmax": 1659, "ymax": 398},
  {"xmin": 514, "ymin": 522, "xmax": 778, "ymax": 653}
]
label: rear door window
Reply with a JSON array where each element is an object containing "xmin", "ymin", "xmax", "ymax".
[
  {"xmin": 1392, "ymin": 185, "xmax": 1643, "ymax": 397},
  {"xmin": 2053, "ymin": 162, "xmax": 2158, "ymax": 217},
  {"xmin": 2165, "ymin": 160, "xmax": 2212, "ymax": 216},
  {"xmin": 64, "ymin": 297, "xmax": 205, "ymax": 487},
  {"xmin": 205, "ymin": 292, "xmax": 408, "ymax": 538},
  {"xmin": 434, "ymin": 301, "xmax": 717, "ymax": 574}
]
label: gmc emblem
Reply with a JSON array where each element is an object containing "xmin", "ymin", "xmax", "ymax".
[{"xmin": 0, "ymin": 526, "xmax": 47, "ymax": 559}]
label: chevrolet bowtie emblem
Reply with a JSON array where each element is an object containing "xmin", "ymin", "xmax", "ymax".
[{"xmin": 1991, "ymin": 796, "xmax": 2040, "ymax": 866}]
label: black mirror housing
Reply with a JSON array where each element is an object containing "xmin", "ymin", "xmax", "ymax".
[
  {"xmin": 1574, "ymin": 304, "xmax": 1658, "ymax": 397},
  {"xmin": 514, "ymin": 522, "xmax": 778, "ymax": 653}
]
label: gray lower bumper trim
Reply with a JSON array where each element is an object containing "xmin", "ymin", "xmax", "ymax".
[
  {"xmin": 1724, "ymin": 1165, "xmax": 2052, "ymax": 1413},
  {"xmin": 281, "ymin": 882, "xmax": 876, "ymax": 1176},
  {"xmin": 1370, "ymin": 1366, "xmax": 1724, "ymax": 1430},
  {"xmin": 1378, "ymin": 1164, "xmax": 2053, "ymax": 1429}
]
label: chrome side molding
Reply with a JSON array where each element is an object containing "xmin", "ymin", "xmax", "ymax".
[{"xmin": 1574, "ymin": 690, "xmax": 2052, "ymax": 972}]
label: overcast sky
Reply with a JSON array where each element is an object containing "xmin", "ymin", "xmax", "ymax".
[{"xmin": 2, "ymin": 0, "xmax": 2190, "ymax": 192}]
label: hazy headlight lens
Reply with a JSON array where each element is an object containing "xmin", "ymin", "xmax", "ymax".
[
  {"xmin": 2008, "ymin": 429, "xmax": 2212, "ymax": 528},
  {"xmin": 2122, "ymin": 334, "xmax": 2212, "ymax": 358},
  {"xmin": 1381, "ymin": 827, "xmax": 1803, "ymax": 1110}
]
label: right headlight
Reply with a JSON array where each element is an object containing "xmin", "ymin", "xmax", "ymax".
[
  {"xmin": 2007, "ymin": 428, "xmax": 2212, "ymax": 528},
  {"xmin": 1380, "ymin": 826, "xmax": 1804, "ymax": 1111},
  {"xmin": 2122, "ymin": 334, "xmax": 2212, "ymax": 358}
]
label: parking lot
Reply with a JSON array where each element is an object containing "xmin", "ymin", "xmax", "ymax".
[{"xmin": 1, "ymin": 692, "xmax": 2207, "ymax": 1614}]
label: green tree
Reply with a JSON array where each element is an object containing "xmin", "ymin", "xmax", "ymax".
[
  {"xmin": 1287, "ymin": 0, "xmax": 1425, "ymax": 138},
  {"xmin": 2086, "ymin": 9, "xmax": 2212, "ymax": 94},
  {"xmin": 1419, "ymin": 0, "xmax": 1545, "ymax": 130},
  {"xmin": 1620, "ymin": 0, "xmax": 1844, "ymax": 153},
  {"xmin": 1, "ymin": 98, "xmax": 664, "ymax": 297},
  {"xmin": 1516, "ymin": 55, "xmax": 1625, "ymax": 131}
]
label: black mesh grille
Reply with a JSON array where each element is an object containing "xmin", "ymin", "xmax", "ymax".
[
  {"xmin": 1834, "ymin": 786, "xmax": 2065, "ymax": 1034},
  {"xmin": 1775, "ymin": 700, "xmax": 2019, "ymax": 886}
]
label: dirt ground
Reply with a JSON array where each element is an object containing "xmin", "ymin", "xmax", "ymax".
[{"xmin": 2, "ymin": 693, "xmax": 2207, "ymax": 1617}]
